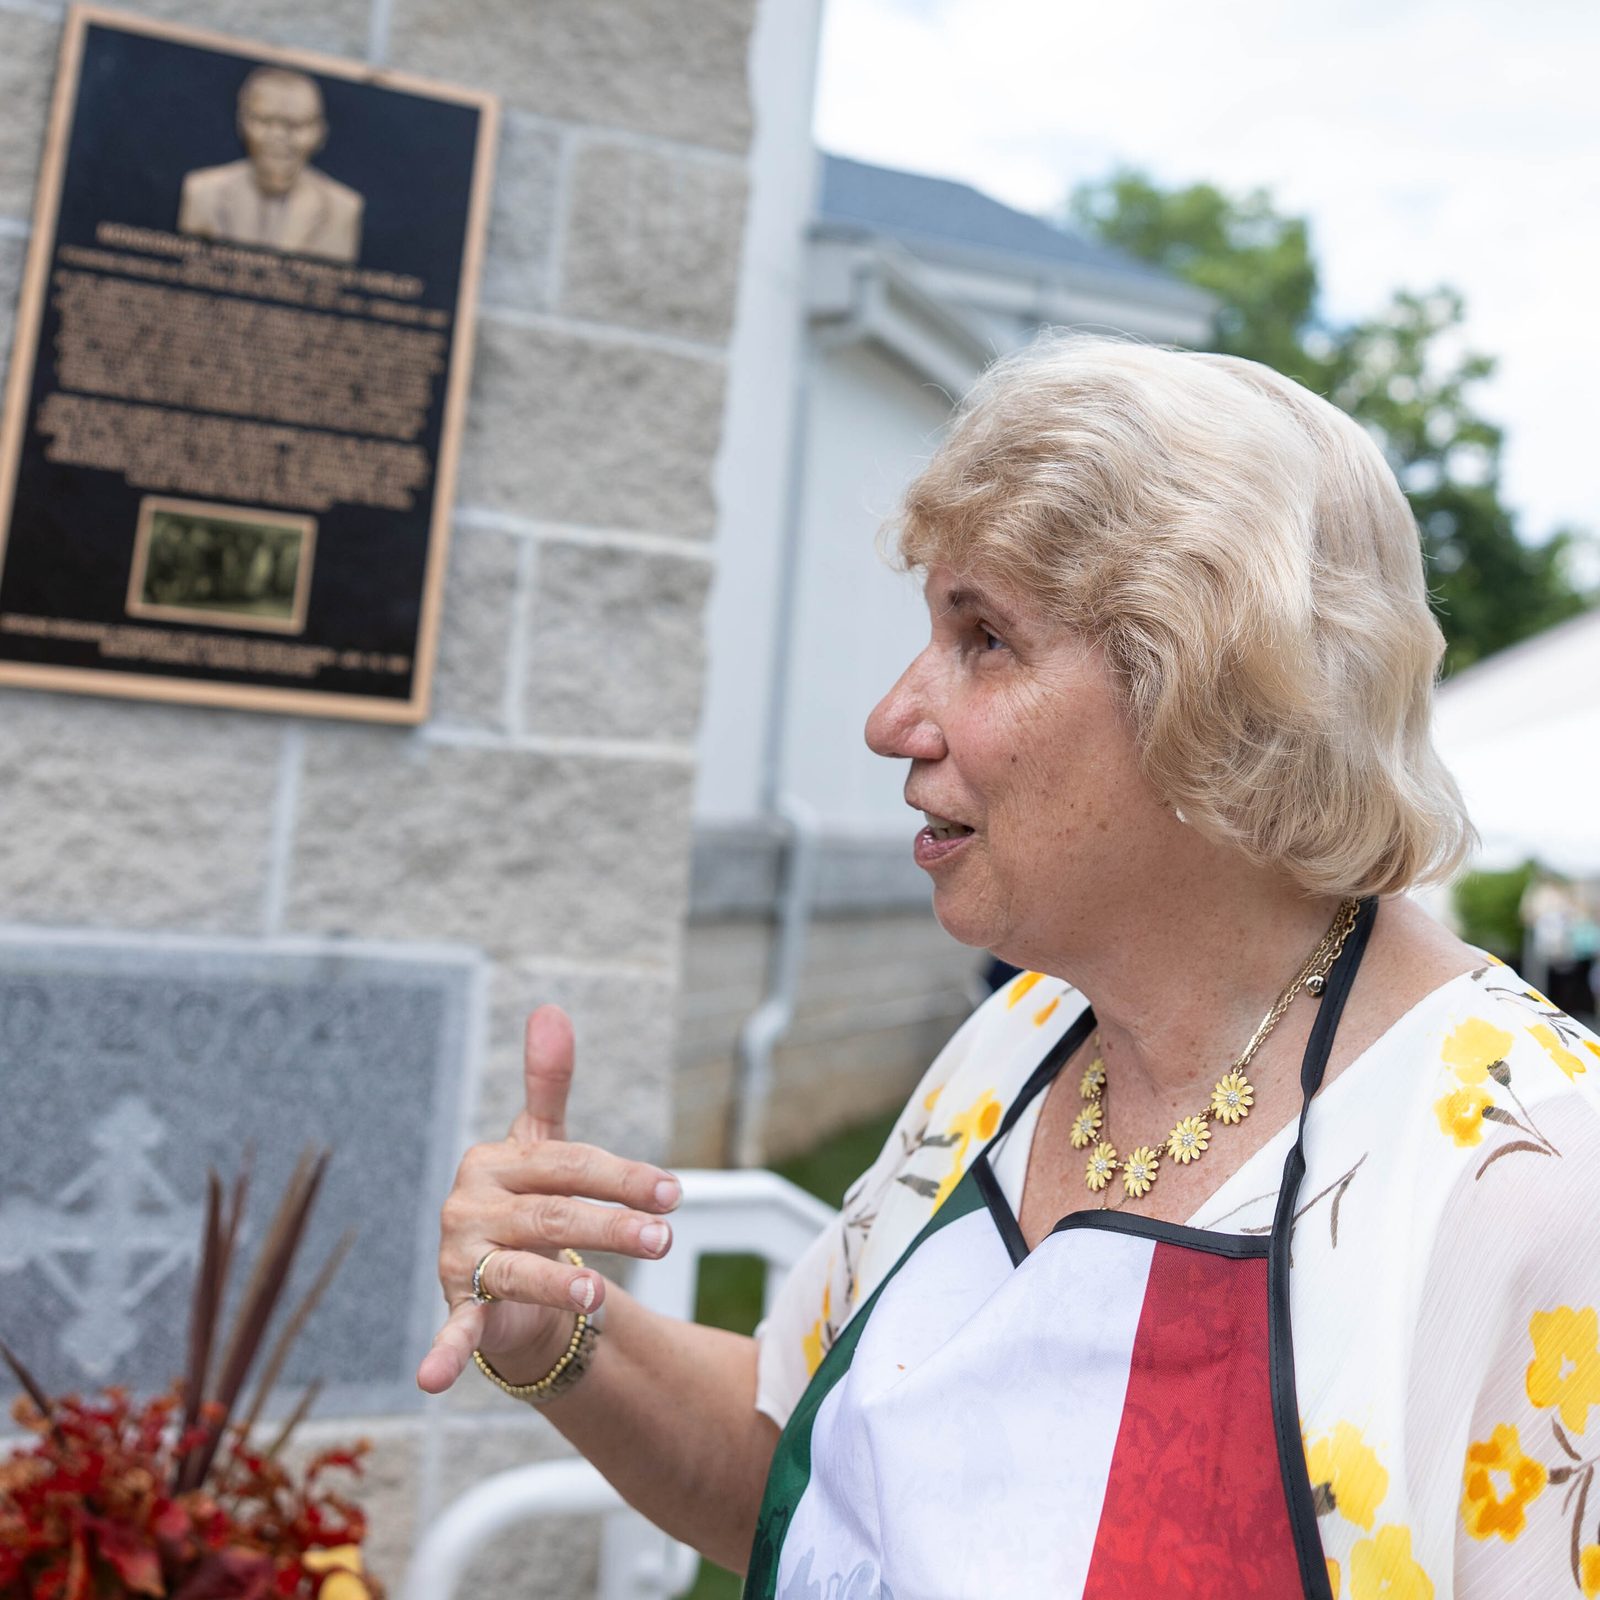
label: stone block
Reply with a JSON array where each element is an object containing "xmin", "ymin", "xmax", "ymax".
[
  {"xmin": 559, "ymin": 142, "xmax": 746, "ymax": 343},
  {"xmin": 474, "ymin": 959, "xmax": 678, "ymax": 1159},
  {"xmin": 522, "ymin": 540, "xmax": 709, "ymax": 742},
  {"xmin": 287, "ymin": 729, "xmax": 693, "ymax": 967},
  {"xmin": 0, "ymin": 937, "xmax": 476, "ymax": 1411},
  {"xmin": 480, "ymin": 112, "xmax": 563, "ymax": 313},
  {"xmin": 0, "ymin": 689, "xmax": 280, "ymax": 933},
  {"xmin": 0, "ymin": 230, "xmax": 28, "ymax": 392},
  {"xmin": 0, "ymin": 14, "xmax": 59, "ymax": 221},
  {"xmin": 113, "ymin": 0, "xmax": 371, "ymax": 56},
  {"xmin": 429, "ymin": 525, "xmax": 520, "ymax": 731},
  {"xmin": 459, "ymin": 319, "xmax": 725, "ymax": 538},
  {"xmin": 386, "ymin": 0, "xmax": 754, "ymax": 154}
]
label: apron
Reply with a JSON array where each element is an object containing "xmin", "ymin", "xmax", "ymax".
[{"xmin": 744, "ymin": 897, "xmax": 1376, "ymax": 1600}]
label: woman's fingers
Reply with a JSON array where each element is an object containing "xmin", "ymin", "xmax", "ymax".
[
  {"xmin": 416, "ymin": 1297, "xmax": 487, "ymax": 1394},
  {"xmin": 492, "ymin": 1192, "xmax": 675, "ymax": 1259},
  {"xmin": 417, "ymin": 1243, "xmax": 603, "ymax": 1393},
  {"xmin": 514, "ymin": 1004, "xmax": 575, "ymax": 1143},
  {"xmin": 486, "ymin": 1140, "xmax": 681, "ymax": 1214},
  {"xmin": 425, "ymin": 1004, "xmax": 680, "ymax": 1399},
  {"xmin": 476, "ymin": 1245, "xmax": 607, "ymax": 1313}
]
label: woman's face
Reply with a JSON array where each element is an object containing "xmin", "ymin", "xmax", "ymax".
[{"xmin": 865, "ymin": 564, "xmax": 1177, "ymax": 968}]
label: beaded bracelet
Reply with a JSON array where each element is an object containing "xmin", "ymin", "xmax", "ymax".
[{"xmin": 471, "ymin": 1247, "xmax": 605, "ymax": 1406}]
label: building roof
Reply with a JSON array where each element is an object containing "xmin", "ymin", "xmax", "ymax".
[{"xmin": 817, "ymin": 153, "xmax": 1206, "ymax": 304}]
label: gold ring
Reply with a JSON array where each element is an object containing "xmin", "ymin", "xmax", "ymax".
[{"xmin": 471, "ymin": 1248, "xmax": 503, "ymax": 1304}]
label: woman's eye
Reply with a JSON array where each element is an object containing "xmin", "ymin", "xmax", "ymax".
[{"xmin": 979, "ymin": 625, "xmax": 1007, "ymax": 652}]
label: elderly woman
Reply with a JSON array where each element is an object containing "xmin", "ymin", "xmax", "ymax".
[{"xmin": 419, "ymin": 335, "xmax": 1600, "ymax": 1600}]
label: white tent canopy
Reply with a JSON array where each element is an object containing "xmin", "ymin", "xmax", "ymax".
[{"xmin": 1431, "ymin": 607, "xmax": 1600, "ymax": 878}]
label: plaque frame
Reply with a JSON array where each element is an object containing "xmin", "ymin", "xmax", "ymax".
[{"xmin": 0, "ymin": 6, "xmax": 499, "ymax": 722}]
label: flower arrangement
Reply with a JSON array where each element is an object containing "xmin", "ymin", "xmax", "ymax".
[{"xmin": 0, "ymin": 1149, "xmax": 384, "ymax": 1598}]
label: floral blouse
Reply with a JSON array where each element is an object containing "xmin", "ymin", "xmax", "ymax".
[{"xmin": 754, "ymin": 955, "xmax": 1600, "ymax": 1600}]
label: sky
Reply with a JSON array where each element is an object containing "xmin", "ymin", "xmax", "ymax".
[{"xmin": 814, "ymin": 0, "xmax": 1599, "ymax": 548}]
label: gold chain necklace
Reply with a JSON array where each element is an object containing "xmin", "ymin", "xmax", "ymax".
[{"xmin": 1071, "ymin": 899, "xmax": 1361, "ymax": 1205}]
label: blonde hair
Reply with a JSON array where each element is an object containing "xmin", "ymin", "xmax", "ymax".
[{"xmin": 893, "ymin": 332, "xmax": 1475, "ymax": 897}]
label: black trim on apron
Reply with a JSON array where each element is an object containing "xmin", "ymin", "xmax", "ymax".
[
  {"xmin": 1051, "ymin": 1209, "xmax": 1270, "ymax": 1260},
  {"xmin": 1270, "ymin": 892, "xmax": 1377, "ymax": 1600},
  {"xmin": 970, "ymin": 1153, "xmax": 1030, "ymax": 1267}
]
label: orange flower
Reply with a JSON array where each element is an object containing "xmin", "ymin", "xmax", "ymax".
[
  {"xmin": 1580, "ymin": 1543, "xmax": 1600, "ymax": 1599},
  {"xmin": 1526, "ymin": 1306, "xmax": 1600, "ymax": 1434},
  {"xmin": 932, "ymin": 1090, "xmax": 1005, "ymax": 1207},
  {"xmin": 1528, "ymin": 1022, "xmax": 1587, "ymax": 1081},
  {"xmin": 1004, "ymin": 971, "xmax": 1043, "ymax": 1008},
  {"xmin": 1441, "ymin": 1018, "xmax": 1513, "ymax": 1085},
  {"xmin": 801, "ymin": 1281, "xmax": 832, "ymax": 1377},
  {"xmin": 1460, "ymin": 1423, "xmax": 1547, "ymax": 1540},
  {"xmin": 1348, "ymin": 1524, "xmax": 1433, "ymax": 1599},
  {"xmin": 1305, "ymin": 1421, "xmax": 1389, "ymax": 1530},
  {"xmin": 1434, "ymin": 1085, "xmax": 1491, "ymax": 1146}
]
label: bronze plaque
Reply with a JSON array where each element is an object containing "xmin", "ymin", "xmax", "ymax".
[{"xmin": 0, "ymin": 8, "xmax": 497, "ymax": 721}]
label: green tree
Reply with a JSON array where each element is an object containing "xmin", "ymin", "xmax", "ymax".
[{"xmin": 1067, "ymin": 169, "xmax": 1593, "ymax": 671}]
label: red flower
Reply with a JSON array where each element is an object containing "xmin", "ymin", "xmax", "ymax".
[{"xmin": 0, "ymin": 1385, "xmax": 382, "ymax": 1597}]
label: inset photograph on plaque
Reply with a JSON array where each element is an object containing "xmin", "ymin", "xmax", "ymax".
[
  {"xmin": 127, "ymin": 497, "xmax": 315, "ymax": 634},
  {"xmin": 0, "ymin": 7, "xmax": 497, "ymax": 720}
]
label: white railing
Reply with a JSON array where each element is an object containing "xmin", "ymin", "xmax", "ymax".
[{"xmin": 403, "ymin": 1169, "xmax": 837, "ymax": 1600}]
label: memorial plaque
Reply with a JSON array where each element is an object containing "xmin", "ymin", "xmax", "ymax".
[
  {"xmin": 0, "ymin": 936, "xmax": 480, "ymax": 1414},
  {"xmin": 0, "ymin": 8, "xmax": 497, "ymax": 721}
]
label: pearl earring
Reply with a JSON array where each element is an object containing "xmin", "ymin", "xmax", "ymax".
[{"xmin": 1173, "ymin": 806, "xmax": 1189, "ymax": 825}]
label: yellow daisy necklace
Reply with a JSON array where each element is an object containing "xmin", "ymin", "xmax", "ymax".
[{"xmin": 1071, "ymin": 898, "xmax": 1361, "ymax": 1205}]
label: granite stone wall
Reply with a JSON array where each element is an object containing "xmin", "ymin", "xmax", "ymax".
[{"xmin": 0, "ymin": 0, "xmax": 754, "ymax": 1592}]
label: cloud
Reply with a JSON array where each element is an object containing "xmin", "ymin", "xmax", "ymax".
[{"xmin": 816, "ymin": 0, "xmax": 1600, "ymax": 538}]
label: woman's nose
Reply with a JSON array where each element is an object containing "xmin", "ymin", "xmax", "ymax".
[{"xmin": 865, "ymin": 653, "xmax": 946, "ymax": 762}]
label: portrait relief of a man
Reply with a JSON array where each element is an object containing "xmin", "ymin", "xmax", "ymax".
[{"xmin": 178, "ymin": 66, "xmax": 363, "ymax": 263}]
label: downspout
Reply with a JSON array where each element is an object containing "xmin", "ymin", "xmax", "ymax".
[
  {"xmin": 730, "ymin": 793, "xmax": 820, "ymax": 1169},
  {"xmin": 729, "ymin": 234, "xmax": 893, "ymax": 1167},
  {"xmin": 727, "ymin": 268, "xmax": 836, "ymax": 1169}
]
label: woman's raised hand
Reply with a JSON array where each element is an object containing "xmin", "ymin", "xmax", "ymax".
[{"xmin": 415, "ymin": 1003, "xmax": 682, "ymax": 1393}]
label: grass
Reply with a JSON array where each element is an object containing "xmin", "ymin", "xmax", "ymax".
[{"xmin": 681, "ymin": 1106, "xmax": 901, "ymax": 1600}]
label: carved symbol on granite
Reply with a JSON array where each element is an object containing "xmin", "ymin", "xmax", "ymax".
[{"xmin": 0, "ymin": 1095, "xmax": 203, "ymax": 1378}]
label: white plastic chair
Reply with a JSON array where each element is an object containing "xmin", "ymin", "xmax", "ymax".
[{"xmin": 403, "ymin": 1169, "xmax": 836, "ymax": 1600}]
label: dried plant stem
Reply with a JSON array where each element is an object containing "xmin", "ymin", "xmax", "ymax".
[
  {"xmin": 187, "ymin": 1146, "xmax": 330, "ymax": 1486},
  {"xmin": 0, "ymin": 1335, "xmax": 62, "ymax": 1446},
  {"xmin": 266, "ymin": 1379, "xmax": 324, "ymax": 1460},
  {"xmin": 172, "ymin": 1145, "xmax": 331, "ymax": 1491},
  {"xmin": 239, "ymin": 1226, "xmax": 355, "ymax": 1442}
]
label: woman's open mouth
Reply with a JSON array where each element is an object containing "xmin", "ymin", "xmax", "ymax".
[{"xmin": 914, "ymin": 810, "xmax": 975, "ymax": 867}]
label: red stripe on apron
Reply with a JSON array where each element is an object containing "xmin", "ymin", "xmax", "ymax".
[{"xmin": 1081, "ymin": 1242, "xmax": 1303, "ymax": 1598}]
